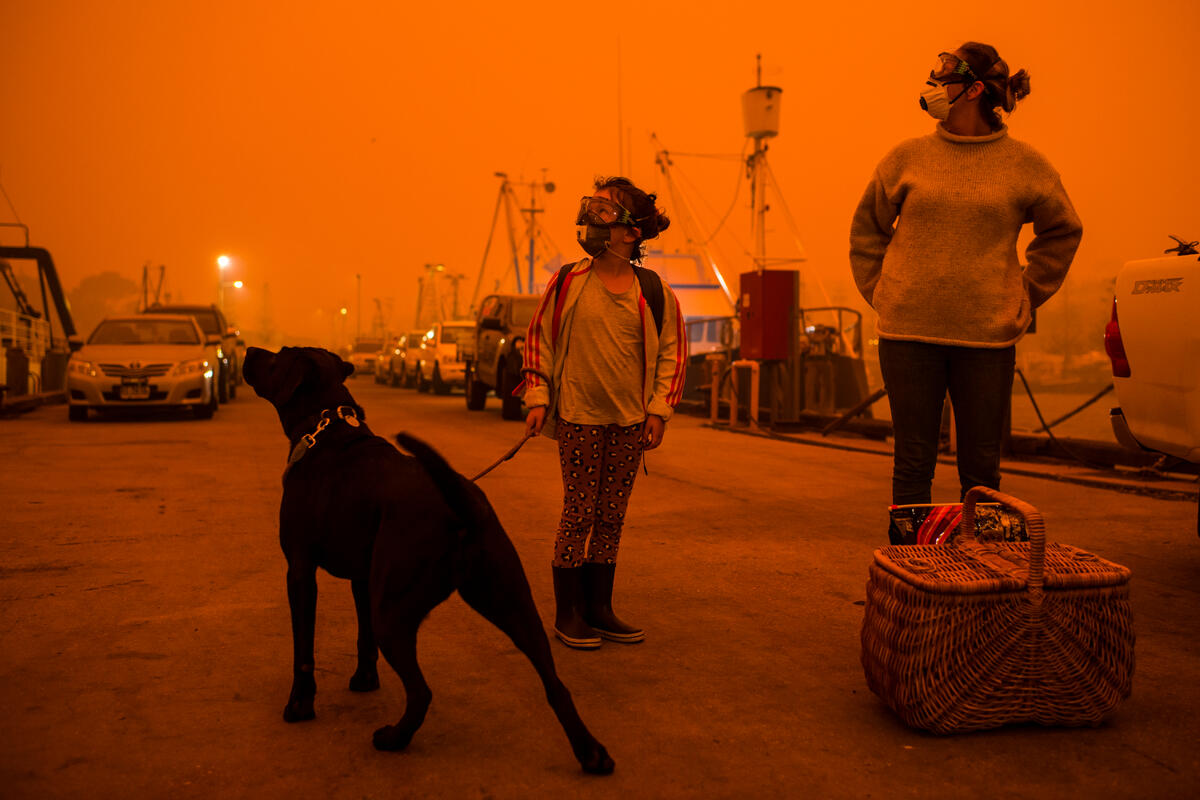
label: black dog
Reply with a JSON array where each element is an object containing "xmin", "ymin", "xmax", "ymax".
[{"xmin": 242, "ymin": 345, "xmax": 613, "ymax": 774}]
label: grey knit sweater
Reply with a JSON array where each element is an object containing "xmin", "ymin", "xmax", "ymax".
[{"xmin": 849, "ymin": 123, "xmax": 1083, "ymax": 348}]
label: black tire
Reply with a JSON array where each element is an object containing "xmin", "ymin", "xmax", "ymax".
[
  {"xmin": 466, "ymin": 366, "xmax": 487, "ymax": 410},
  {"xmin": 416, "ymin": 366, "xmax": 430, "ymax": 393},
  {"xmin": 68, "ymin": 405, "xmax": 88, "ymax": 422},
  {"xmin": 404, "ymin": 364, "xmax": 418, "ymax": 389},
  {"xmin": 432, "ymin": 364, "xmax": 450, "ymax": 395},
  {"xmin": 499, "ymin": 364, "xmax": 524, "ymax": 421},
  {"xmin": 218, "ymin": 366, "xmax": 231, "ymax": 403},
  {"xmin": 193, "ymin": 400, "xmax": 215, "ymax": 419},
  {"xmin": 389, "ymin": 368, "xmax": 400, "ymax": 387}
]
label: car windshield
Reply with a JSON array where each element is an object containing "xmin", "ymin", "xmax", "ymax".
[
  {"xmin": 512, "ymin": 297, "xmax": 540, "ymax": 329},
  {"xmin": 353, "ymin": 341, "xmax": 383, "ymax": 353},
  {"xmin": 440, "ymin": 326, "xmax": 474, "ymax": 346},
  {"xmin": 89, "ymin": 319, "xmax": 200, "ymax": 345}
]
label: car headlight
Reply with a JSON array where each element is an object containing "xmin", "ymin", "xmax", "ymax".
[
  {"xmin": 68, "ymin": 359, "xmax": 97, "ymax": 377},
  {"xmin": 173, "ymin": 358, "xmax": 209, "ymax": 376}
]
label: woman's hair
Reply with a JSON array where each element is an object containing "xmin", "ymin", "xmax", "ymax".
[
  {"xmin": 957, "ymin": 42, "xmax": 1031, "ymax": 130},
  {"xmin": 594, "ymin": 176, "xmax": 670, "ymax": 263}
]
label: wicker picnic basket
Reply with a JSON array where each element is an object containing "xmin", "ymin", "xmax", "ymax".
[{"xmin": 860, "ymin": 486, "xmax": 1134, "ymax": 734}]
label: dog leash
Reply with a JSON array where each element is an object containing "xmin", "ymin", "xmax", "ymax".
[
  {"xmin": 471, "ymin": 431, "xmax": 536, "ymax": 482},
  {"xmin": 470, "ymin": 428, "xmax": 652, "ymax": 482}
]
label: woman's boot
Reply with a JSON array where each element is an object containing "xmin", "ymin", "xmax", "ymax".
[
  {"xmin": 551, "ymin": 566, "xmax": 601, "ymax": 649},
  {"xmin": 582, "ymin": 563, "xmax": 645, "ymax": 643}
]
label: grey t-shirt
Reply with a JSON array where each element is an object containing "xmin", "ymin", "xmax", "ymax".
[{"xmin": 558, "ymin": 275, "xmax": 646, "ymax": 426}]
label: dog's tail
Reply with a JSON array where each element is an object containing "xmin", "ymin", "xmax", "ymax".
[{"xmin": 394, "ymin": 432, "xmax": 484, "ymax": 528}]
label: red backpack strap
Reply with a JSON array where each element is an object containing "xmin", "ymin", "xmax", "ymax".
[{"xmin": 550, "ymin": 262, "xmax": 577, "ymax": 344}]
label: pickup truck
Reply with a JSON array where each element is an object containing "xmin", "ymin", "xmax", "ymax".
[
  {"xmin": 1104, "ymin": 243, "xmax": 1199, "ymax": 532},
  {"xmin": 464, "ymin": 293, "xmax": 540, "ymax": 420}
]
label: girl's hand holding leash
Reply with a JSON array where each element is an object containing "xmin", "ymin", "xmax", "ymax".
[{"xmin": 525, "ymin": 406, "xmax": 547, "ymax": 438}]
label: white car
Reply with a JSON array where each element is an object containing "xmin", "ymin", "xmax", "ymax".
[
  {"xmin": 66, "ymin": 314, "xmax": 219, "ymax": 420},
  {"xmin": 345, "ymin": 338, "xmax": 384, "ymax": 378},
  {"xmin": 416, "ymin": 321, "xmax": 476, "ymax": 395}
]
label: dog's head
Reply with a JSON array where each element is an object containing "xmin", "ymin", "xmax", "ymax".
[{"xmin": 243, "ymin": 346, "xmax": 363, "ymax": 435}]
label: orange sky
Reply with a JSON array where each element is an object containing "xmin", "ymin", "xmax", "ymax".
[{"xmin": 3, "ymin": 0, "xmax": 1198, "ymax": 344}]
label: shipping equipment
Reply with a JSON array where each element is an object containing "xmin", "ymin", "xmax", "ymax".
[
  {"xmin": 0, "ymin": 223, "xmax": 78, "ymax": 411},
  {"xmin": 716, "ymin": 58, "xmax": 871, "ymax": 426}
]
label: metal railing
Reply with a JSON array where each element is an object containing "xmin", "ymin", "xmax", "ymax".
[{"xmin": 1, "ymin": 307, "xmax": 52, "ymax": 394}]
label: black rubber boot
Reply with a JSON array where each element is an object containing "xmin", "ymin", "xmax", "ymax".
[
  {"xmin": 551, "ymin": 567, "xmax": 601, "ymax": 650},
  {"xmin": 582, "ymin": 563, "xmax": 645, "ymax": 643}
]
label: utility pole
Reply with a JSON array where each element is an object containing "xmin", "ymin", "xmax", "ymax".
[{"xmin": 519, "ymin": 170, "xmax": 555, "ymax": 293}]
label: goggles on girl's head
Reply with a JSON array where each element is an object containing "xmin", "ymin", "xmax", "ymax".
[
  {"xmin": 576, "ymin": 195, "xmax": 637, "ymax": 227},
  {"xmin": 930, "ymin": 52, "xmax": 979, "ymax": 85}
]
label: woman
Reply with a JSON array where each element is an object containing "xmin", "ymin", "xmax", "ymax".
[
  {"xmin": 521, "ymin": 177, "xmax": 686, "ymax": 650},
  {"xmin": 850, "ymin": 42, "xmax": 1083, "ymax": 509}
]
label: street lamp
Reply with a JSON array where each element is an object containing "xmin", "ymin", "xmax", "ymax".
[
  {"xmin": 217, "ymin": 255, "xmax": 231, "ymax": 312},
  {"xmin": 216, "ymin": 255, "xmax": 243, "ymax": 313}
]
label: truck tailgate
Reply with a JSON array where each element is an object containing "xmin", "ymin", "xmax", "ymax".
[{"xmin": 1113, "ymin": 255, "xmax": 1200, "ymax": 462}]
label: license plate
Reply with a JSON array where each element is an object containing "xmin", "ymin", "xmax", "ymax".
[{"xmin": 119, "ymin": 383, "xmax": 151, "ymax": 400}]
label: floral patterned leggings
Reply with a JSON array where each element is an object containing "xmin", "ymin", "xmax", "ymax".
[{"xmin": 553, "ymin": 421, "xmax": 645, "ymax": 567}]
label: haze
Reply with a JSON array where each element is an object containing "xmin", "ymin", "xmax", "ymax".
[{"xmin": 3, "ymin": 0, "xmax": 1197, "ymax": 351}]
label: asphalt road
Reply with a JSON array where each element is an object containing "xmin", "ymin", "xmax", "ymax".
[{"xmin": 2, "ymin": 378, "xmax": 1198, "ymax": 799}]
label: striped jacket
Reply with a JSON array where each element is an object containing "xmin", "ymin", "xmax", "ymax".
[{"xmin": 519, "ymin": 258, "xmax": 688, "ymax": 439}]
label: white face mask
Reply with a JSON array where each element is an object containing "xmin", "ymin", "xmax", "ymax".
[
  {"xmin": 919, "ymin": 81, "xmax": 950, "ymax": 119},
  {"xmin": 919, "ymin": 80, "xmax": 969, "ymax": 120}
]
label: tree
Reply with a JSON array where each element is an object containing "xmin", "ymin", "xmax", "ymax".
[{"xmin": 67, "ymin": 272, "xmax": 141, "ymax": 335}]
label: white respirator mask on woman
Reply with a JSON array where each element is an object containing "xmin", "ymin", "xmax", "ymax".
[{"xmin": 919, "ymin": 80, "xmax": 976, "ymax": 120}]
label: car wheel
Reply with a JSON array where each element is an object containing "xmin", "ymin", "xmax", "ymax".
[
  {"xmin": 193, "ymin": 399, "xmax": 215, "ymax": 419},
  {"xmin": 218, "ymin": 366, "xmax": 231, "ymax": 403},
  {"xmin": 500, "ymin": 384, "xmax": 524, "ymax": 420},
  {"xmin": 432, "ymin": 364, "xmax": 451, "ymax": 395},
  {"xmin": 68, "ymin": 405, "xmax": 88, "ymax": 422},
  {"xmin": 389, "ymin": 368, "xmax": 400, "ymax": 387},
  {"xmin": 499, "ymin": 364, "xmax": 528, "ymax": 422},
  {"xmin": 417, "ymin": 366, "xmax": 430, "ymax": 393},
  {"xmin": 466, "ymin": 366, "xmax": 487, "ymax": 410}
]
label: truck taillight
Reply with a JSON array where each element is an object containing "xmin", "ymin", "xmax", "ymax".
[{"xmin": 1103, "ymin": 297, "xmax": 1131, "ymax": 378}]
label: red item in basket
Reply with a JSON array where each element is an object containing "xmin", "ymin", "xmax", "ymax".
[{"xmin": 887, "ymin": 502, "xmax": 1028, "ymax": 546}]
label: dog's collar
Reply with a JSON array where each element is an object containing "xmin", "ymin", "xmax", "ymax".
[{"xmin": 283, "ymin": 406, "xmax": 361, "ymax": 485}]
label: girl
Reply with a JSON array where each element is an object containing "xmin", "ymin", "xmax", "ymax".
[{"xmin": 521, "ymin": 177, "xmax": 686, "ymax": 649}]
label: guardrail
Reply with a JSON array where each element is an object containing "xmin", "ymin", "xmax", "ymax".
[{"xmin": 1, "ymin": 307, "xmax": 54, "ymax": 397}]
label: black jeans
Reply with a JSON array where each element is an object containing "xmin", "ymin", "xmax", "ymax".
[{"xmin": 878, "ymin": 338, "xmax": 1015, "ymax": 506}]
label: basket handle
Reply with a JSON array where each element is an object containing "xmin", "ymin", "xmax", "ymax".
[{"xmin": 960, "ymin": 486, "xmax": 1046, "ymax": 592}]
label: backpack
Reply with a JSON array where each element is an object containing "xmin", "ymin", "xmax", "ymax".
[{"xmin": 552, "ymin": 262, "xmax": 665, "ymax": 336}]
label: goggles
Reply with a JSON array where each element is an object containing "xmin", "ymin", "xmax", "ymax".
[
  {"xmin": 576, "ymin": 195, "xmax": 638, "ymax": 227},
  {"xmin": 930, "ymin": 52, "xmax": 979, "ymax": 85}
]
